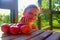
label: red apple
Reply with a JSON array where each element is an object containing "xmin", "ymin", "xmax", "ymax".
[
  {"xmin": 1, "ymin": 23, "xmax": 10, "ymax": 34},
  {"xmin": 20, "ymin": 25, "xmax": 31, "ymax": 34},
  {"xmin": 17, "ymin": 22, "xmax": 25, "ymax": 33},
  {"xmin": 17, "ymin": 22, "xmax": 24, "ymax": 28},
  {"xmin": 10, "ymin": 24, "xmax": 20, "ymax": 35}
]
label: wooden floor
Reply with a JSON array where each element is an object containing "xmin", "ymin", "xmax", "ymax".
[{"xmin": 0, "ymin": 29, "xmax": 60, "ymax": 40}]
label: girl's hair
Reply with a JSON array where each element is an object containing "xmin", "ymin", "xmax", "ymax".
[{"xmin": 24, "ymin": 5, "xmax": 39, "ymax": 12}]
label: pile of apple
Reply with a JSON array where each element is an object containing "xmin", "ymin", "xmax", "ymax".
[{"xmin": 1, "ymin": 22, "xmax": 31, "ymax": 35}]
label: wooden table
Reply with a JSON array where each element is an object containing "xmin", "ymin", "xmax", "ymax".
[{"xmin": 0, "ymin": 29, "xmax": 60, "ymax": 40}]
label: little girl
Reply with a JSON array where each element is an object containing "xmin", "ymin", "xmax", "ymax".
[{"xmin": 20, "ymin": 5, "xmax": 39, "ymax": 30}]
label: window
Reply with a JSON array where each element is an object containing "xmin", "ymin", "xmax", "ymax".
[{"xmin": 0, "ymin": 9, "xmax": 10, "ymax": 26}]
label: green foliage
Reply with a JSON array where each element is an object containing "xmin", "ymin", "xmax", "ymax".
[
  {"xmin": 0, "ymin": 13, "xmax": 10, "ymax": 26},
  {"xmin": 42, "ymin": 0, "xmax": 49, "ymax": 9},
  {"xmin": 42, "ymin": 0, "xmax": 60, "ymax": 10},
  {"xmin": 41, "ymin": 14, "xmax": 50, "ymax": 27},
  {"xmin": 36, "ymin": 0, "xmax": 60, "ymax": 29},
  {"xmin": 52, "ymin": 0, "xmax": 60, "ymax": 10}
]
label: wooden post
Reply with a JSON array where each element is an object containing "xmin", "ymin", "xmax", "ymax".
[
  {"xmin": 37, "ymin": 13, "xmax": 42, "ymax": 29},
  {"xmin": 49, "ymin": 0, "xmax": 53, "ymax": 30},
  {"xmin": 10, "ymin": 9, "xmax": 18, "ymax": 23},
  {"xmin": 37, "ymin": 0, "xmax": 42, "ymax": 29},
  {"xmin": 10, "ymin": 0, "xmax": 18, "ymax": 23}
]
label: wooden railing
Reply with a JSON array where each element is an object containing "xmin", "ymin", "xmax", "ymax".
[{"xmin": 38, "ymin": 8, "xmax": 60, "ymax": 30}]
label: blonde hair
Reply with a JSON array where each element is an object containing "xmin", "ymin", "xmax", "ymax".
[{"xmin": 24, "ymin": 5, "xmax": 39, "ymax": 12}]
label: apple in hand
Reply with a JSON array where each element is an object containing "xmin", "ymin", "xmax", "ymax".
[
  {"xmin": 1, "ymin": 23, "xmax": 10, "ymax": 34},
  {"xmin": 10, "ymin": 24, "xmax": 20, "ymax": 35}
]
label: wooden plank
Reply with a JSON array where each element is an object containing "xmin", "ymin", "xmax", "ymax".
[
  {"xmin": 30, "ymin": 29, "xmax": 37, "ymax": 33},
  {"xmin": 29, "ymin": 30, "xmax": 53, "ymax": 40},
  {"xmin": 51, "ymin": 10, "xmax": 60, "ymax": 14},
  {"xmin": 0, "ymin": 29, "xmax": 36, "ymax": 40},
  {"xmin": 46, "ymin": 32, "xmax": 60, "ymax": 40},
  {"xmin": 0, "ymin": 29, "xmax": 36, "ymax": 38},
  {"xmin": 11, "ymin": 30, "xmax": 44, "ymax": 40},
  {"xmin": 0, "ymin": 35, "xmax": 20, "ymax": 40}
]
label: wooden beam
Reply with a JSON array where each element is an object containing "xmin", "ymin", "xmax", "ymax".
[
  {"xmin": 51, "ymin": 10, "xmax": 60, "ymax": 14},
  {"xmin": 37, "ymin": 13, "xmax": 42, "ymax": 29},
  {"xmin": 42, "ymin": 8, "xmax": 60, "ymax": 14},
  {"xmin": 10, "ymin": 9, "xmax": 18, "ymax": 23},
  {"xmin": 37, "ymin": 0, "xmax": 42, "ymax": 29},
  {"xmin": 49, "ymin": 0, "xmax": 53, "ymax": 30}
]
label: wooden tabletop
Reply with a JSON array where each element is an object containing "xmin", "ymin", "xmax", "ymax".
[{"xmin": 0, "ymin": 29, "xmax": 60, "ymax": 40}]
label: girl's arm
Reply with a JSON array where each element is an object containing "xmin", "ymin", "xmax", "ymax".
[{"xmin": 32, "ymin": 24, "xmax": 38, "ymax": 30}]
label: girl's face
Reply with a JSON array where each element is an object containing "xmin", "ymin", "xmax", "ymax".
[{"xmin": 24, "ymin": 8, "xmax": 39, "ymax": 22}]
